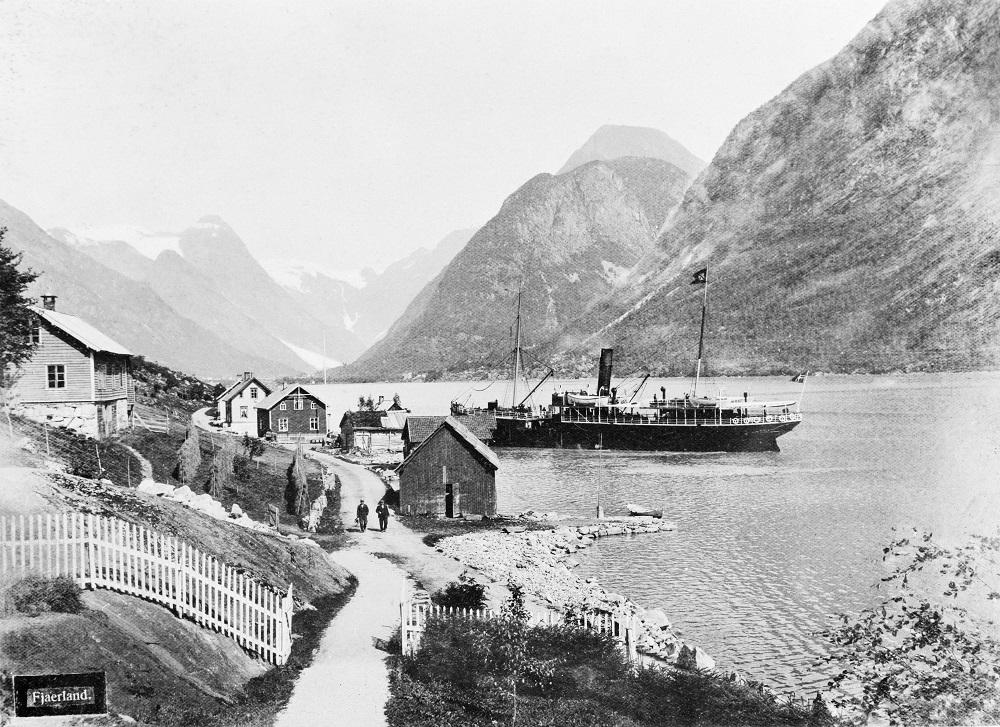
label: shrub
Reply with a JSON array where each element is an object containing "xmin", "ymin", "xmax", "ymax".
[
  {"xmin": 233, "ymin": 453, "xmax": 251, "ymax": 482},
  {"xmin": 8, "ymin": 575, "xmax": 83, "ymax": 616},
  {"xmin": 431, "ymin": 580, "xmax": 487, "ymax": 611}
]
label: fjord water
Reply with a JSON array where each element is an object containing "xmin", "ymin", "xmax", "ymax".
[
  {"xmin": 326, "ymin": 372, "xmax": 1000, "ymax": 693},
  {"xmin": 494, "ymin": 372, "xmax": 1000, "ymax": 693}
]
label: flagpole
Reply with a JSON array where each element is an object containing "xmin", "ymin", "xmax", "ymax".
[
  {"xmin": 798, "ymin": 371, "xmax": 808, "ymax": 412},
  {"xmin": 693, "ymin": 270, "xmax": 708, "ymax": 396}
]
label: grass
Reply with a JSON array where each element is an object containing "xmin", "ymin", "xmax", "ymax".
[
  {"xmin": 388, "ymin": 615, "xmax": 828, "ymax": 727},
  {"xmin": 2, "ymin": 575, "xmax": 83, "ymax": 617}
]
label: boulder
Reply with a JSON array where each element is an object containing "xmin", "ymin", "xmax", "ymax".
[
  {"xmin": 137, "ymin": 480, "xmax": 175, "ymax": 496},
  {"xmin": 169, "ymin": 485, "xmax": 195, "ymax": 502},
  {"xmin": 644, "ymin": 608, "xmax": 671, "ymax": 630},
  {"xmin": 677, "ymin": 644, "xmax": 716, "ymax": 671},
  {"xmin": 17, "ymin": 438, "xmax": 37, "ymax": 453},
  {"xmin": 230, "ymin": 503, "xmax": 244, "ymax": 518}
]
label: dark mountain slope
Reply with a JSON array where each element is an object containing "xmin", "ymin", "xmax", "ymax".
[
  {"xmin": 556, "ymin": 0, "xmax": 1000, "ymax": 375},
  {"xmin": 347, "ymin": 157, "xmax": 692, "ymax": 379}
]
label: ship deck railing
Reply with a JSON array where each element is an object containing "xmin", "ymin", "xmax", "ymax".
[{"xmin": 556, "ymin": 409, "xmax": 802, "ymax": 426}]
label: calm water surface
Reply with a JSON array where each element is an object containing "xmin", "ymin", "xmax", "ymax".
[{"xmin": 320, "ymin": 373, "xmax": 1000, "ymax": 692}]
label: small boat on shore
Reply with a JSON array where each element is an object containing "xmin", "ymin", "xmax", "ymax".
[{"xmin": 626, "ymin": 503, "xmax": 663, "ymax": 518}]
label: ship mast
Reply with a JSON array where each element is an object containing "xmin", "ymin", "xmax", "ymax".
[
  {"xmin": 692, "ymin": 268, "xmax": 709, "ymax": 397},
  {"xmin": 512, "ymin": 290, "xmax": 522, "ymax": 408}
]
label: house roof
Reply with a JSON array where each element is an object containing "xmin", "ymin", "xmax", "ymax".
[
  {"xmin": 398, "ymin": 416, "xmax": 500, "ymax": 472},
  {"xmin": 403, "ymin": 412, "xmax": 496, "ymax": 444},
  {"xmin": 33, "ymin": 307, "xmax": 132, "ymax": 355},
  {"xmin": 340, "ymin": 409, "xmax": 391, "ymax": 429},
  {"xmin": 218, "ymin": 376, "xmax": 273, "ymax": 403},
  {"xmin": 258, "ymin": 384, "xmax": 323, "ymax": 410}
]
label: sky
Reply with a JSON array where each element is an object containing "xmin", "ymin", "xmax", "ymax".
[{"xmin": 0, "ymin": 0, "xmax": 888, "ymax": 276}]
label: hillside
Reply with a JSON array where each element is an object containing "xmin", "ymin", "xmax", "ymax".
[
  {"xmin": 552, "ymin": 0, "xmax": 1000, "ymax": 376},
  {"xmin": 558, "ymin": 124, "xmax": 706, "ymax": 178},
  {"xmin": 345, "ymin": 157, "xmax": 692, "ymax": 380},
  {"xmin": 0, "ymin": 200, "xmax": 289, "ymax": 378}
]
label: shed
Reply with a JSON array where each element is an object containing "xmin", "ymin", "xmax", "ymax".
[{"xmin": 397, "ymin": 416, "xmax": 499, "ymax": 518}]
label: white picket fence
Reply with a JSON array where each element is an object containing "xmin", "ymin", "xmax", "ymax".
[
  {"xmin": 400, "ymin": 598, "xmax": 639, "ymax": 662},
  {"xmin": 0, "ymin": 513, "xmax": 294, "ymax": 665}
]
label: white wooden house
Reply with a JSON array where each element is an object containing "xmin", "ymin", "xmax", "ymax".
[{"xmin": 216, "ymin": 372, "xmax": 272, "ymax": 436}]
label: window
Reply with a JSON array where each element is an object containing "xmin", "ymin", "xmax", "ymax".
[
  {"xmin": 240, "ymin": 406, "xmax": 248, "ymax": 418},
  {"xmin": 28, "ymin": 319, "xmax": 40, "ymax": 344},
  {"xmin": 250, "ymin": 387, "xmax": 258, "ymax": 399},
  {"xmin": 310, "ymin": 401, "xmax": 318, "ymax": 410},
  {"xmin": 279, "ymin": 402, "xmax": 287, "ymax": 411},
  {"xmin": 309, "ymin": 417, "xmax": 319, "ymax": 431},
  {"xmin": 294, "ymin": 397, "xmax": 304, "ymax": 410},
  {"xmin": 278, "ymin": 418, "xmax": 288, "ymax": 432},
  {"xmin": 47, "ymin": 365, "xmax": 65, "ymax": 389}
]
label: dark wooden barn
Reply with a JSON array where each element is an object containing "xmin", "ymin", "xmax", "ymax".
[
  {"xmin": 256, "ymin": 384, "xmax": 328, "ymax": 442},
  {"xmin": 396, "ymin": 416, "xmax": 499, "ymax": 518}
]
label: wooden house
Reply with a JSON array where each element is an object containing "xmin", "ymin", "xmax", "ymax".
[
  {"xmin": 396, "ymin": 416, "xmax": 499, "ymax": 518},
  {"xmin": 10, "ymin": 296, "xmax": 134, "ymax": 439},
  {"xmin": 256, "ymin": 384, "xmax": 327, "ymax": 443},
  {"xmin": 402, "ymin": 412, "xmax": 496, "ymax": 457},
  {"xmin": 216, "ymin": 372, "xmax": 272, "ymax": 436},
  {"xmin": 339, "ymin": 409, "xmax": 406, "ymax": 453}
]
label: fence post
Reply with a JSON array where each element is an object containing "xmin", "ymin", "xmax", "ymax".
[
  {"xmin": 86, "ymin": 513, "xmax": 96, "ymax": 589},
  {"xmin": 95, "ymin": 443, "xmax": 102, "ymax": 476},
  {"xmin": 44, "ymin": 422, "xmax": 50, "ymax": 456},
  {"xmin": 400, "ymin": 593, "xmax": 407, "ymax": 655}
]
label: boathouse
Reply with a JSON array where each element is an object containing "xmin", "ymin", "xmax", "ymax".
[
  {"xmin": 397, "ymin": 416, "xmax": 499, "ymax": 518},
  {"xmin": 10, "ymin": 296, "xmax": 134, "ymax": 440}
]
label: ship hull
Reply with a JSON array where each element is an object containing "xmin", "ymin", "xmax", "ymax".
[{"xmin": 492, "ymin": 415, "xmax": 800, "ymax": 452}]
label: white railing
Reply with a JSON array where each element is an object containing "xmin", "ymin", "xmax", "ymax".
[
  {"xmin": 400, "ymin": 599, "xmax": 639, "ymax": 662},
  {"xmin": 557, "ymin": 410, "xmax": 802, "ymax": 426},
  {"xmin": 0, "ymin": 513, "xmax": 294, "ymax": 665}
]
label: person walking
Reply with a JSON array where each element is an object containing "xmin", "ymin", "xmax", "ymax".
[
  {"xmin": 375, "ymin": 499, "xmax": 389, "ymax": 532},
  {"xmin": 356, "ymin": 499, "xmax": 369, "ymax": 532}
]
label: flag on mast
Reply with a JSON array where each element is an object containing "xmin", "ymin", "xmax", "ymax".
[
  {"xmin": 691, "ymin": 268, "xmax": 707, "ymax": 285},
  {"xmin": 791, "ymin": 371, "xmax": 808, "ymax": 383}
]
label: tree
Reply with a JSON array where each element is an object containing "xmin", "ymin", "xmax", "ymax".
[
  {"xmin": 494, "ymin": 581, "xmax": 535, "ymax": 726},
  {"xmin": 207, "ymin": 437, "xmax": 235, "ymax": 498},
  {"xmin": 285, "ymin": 445, "xmax": 309, "ymax": 518},
  {"xmin": 824, "ymin": 529, "xmax": 1000, "ymax": 726},
  {"xmin": 176, "ymin": 423, "xmax": 202, "ymax": 485},
  {"xmin": 0, "ymin": 227, "xmax": 39, "ymax": 412},
  {"xmin": 242, "ymin": 433, "xmax": 265, "ymax": 460}
]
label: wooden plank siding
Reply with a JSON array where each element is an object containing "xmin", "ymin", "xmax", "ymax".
[
  {"xmin": 14, "ymin": 321, "xmax": 94, "ymax": 403},
  {"xmin": 259, "ymin": 389, "xmax": 327, "ymax": 440},
  {"xmin": 398, "ymin": 426, "xmax": 497, "ymax": 517},
  {"xmin": 93, "ymin": 352, "xmax": 130, "ymax": 402}
]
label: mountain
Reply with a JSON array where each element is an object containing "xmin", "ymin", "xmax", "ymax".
[
  {"xmin": 282, "ymin": 228, "xmax": 476, "ymax": 346},
  {"xmin": 558, "ymin": 125, "xmax": 705, "ymax": 178},
  {"xmin": 1, "ymin": 200, "xmax": 291, "ymax": 378},
  {"xmin": 552, "ymin": 0, "xmax": 1000, "ymax": 375},
  {"xmin": 345, "ymin": 157, "xmax": 693, "ymax": 379},
  {"xmin": 174, "ymin": 216, "xmax": 366, "ymax": 365},
  {"xmin": 48, "ymin": 230, "xmax": 154, "ymax": 281}
]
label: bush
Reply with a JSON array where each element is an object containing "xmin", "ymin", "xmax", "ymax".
[
  {"xmin": 8, "ymin": 575, "xmax": 84, "ymax": 616},
  {"xmin": 431, "ymin": 580, "xmax": 487, "ymax": 611}
]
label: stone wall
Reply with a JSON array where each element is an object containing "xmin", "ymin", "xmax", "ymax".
[{"xmin": 15, "ymin": 402, "xmax": 99, "ymax": 439}]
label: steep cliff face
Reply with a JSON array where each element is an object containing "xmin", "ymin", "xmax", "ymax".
[
  {"xmin": 558, "ymin": 0, "xmax": 1000, "ymax": 375},
  {"xmin": 349, "ymin": 157, "xmax": 692, "ymax": 379}
]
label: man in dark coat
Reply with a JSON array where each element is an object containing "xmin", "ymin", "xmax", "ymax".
[
  {"xmin": 356, "ymin": 499, "xmax": 369, "ymax": 532},
  {"xmin": 375, "ymin": 499, "xmax": 390, "ymax": 532}
]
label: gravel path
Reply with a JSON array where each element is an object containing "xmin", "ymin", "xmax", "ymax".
[
  {"xmin": 275, "ymin": 454, "xmax": 480, "ymax": 726},
  {"xmin": 274, "ymin": 549, "xmax": 409, "ymax": 727}
]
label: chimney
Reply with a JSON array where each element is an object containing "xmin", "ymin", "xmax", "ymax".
[
  {"xmin": 243, "ymin": 371, "xmax": 252, "ymax": 381},
  {"xmin": 596, "ymin": 348, "xmax": 614, "ymax": 396},
  {"xmin": 41, "ymin": 295, "xmax": 57, "ymax": 311}
]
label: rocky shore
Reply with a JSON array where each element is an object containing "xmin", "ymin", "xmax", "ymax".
[{"xmin": 435, "ymin": 519, "xmax": 717, "ymax": 670}]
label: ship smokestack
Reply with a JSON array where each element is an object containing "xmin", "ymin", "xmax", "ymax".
[{"xmin": 597, "ymin": 348, "xmax": 613, "ymax": 396}]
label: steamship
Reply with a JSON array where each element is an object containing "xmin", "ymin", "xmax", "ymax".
[{"xmin": 454, "ymin": 269, "xmax": 803, "ymax": 452}]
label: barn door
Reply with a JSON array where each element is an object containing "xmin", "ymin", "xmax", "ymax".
[{"xmin": 445, "ymin": 483, "xmax": 454, "ymax": 518}]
